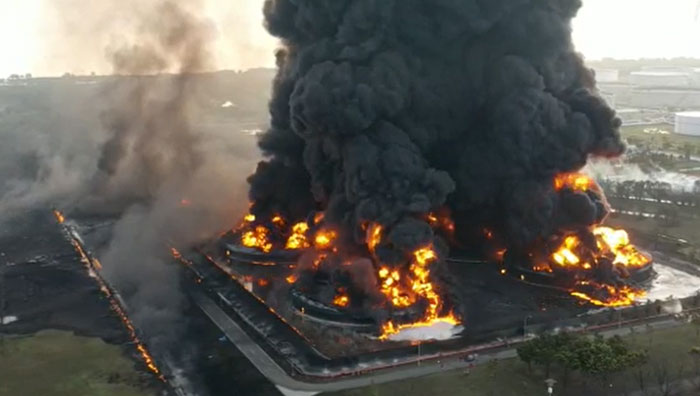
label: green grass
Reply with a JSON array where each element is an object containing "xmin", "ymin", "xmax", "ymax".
[
  {"xmin": 325, "ymin": 325, "xmax": 700, "ymax": 396},
  {"xmin": 0, "ymin": 330, "xmax": 157, "ymax": 396},
  {"xmin": 329, "ymin": 359, "xmax": 541, "ymax": 396},
  {"xmin": 620, "ymin": 124, "xmax": 700, "ymax": 154}
]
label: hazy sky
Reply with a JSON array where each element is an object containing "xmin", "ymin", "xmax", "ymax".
[{"xmin": 1, "ymin": 0, "xmax": 699, "ymax": 78}]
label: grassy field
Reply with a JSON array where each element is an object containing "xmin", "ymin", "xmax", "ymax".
[
  {"xmin": 620, "ymin": 123, "xmax": 700, "ymax": 155},
  {"xmin": 0, "ymin": 330, "xmax": 157, "ymax": 396},
  {"xmin": 325, "ymin": 325, "xmax": 700, "ymax": 396}
]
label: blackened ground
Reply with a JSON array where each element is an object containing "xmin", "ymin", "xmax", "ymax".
[
  {"xmin": 0, "ymin": 209, "xmax": 125, "ymax": 342},
  {"xmin": 67, "ymin": 213, "xmax": 282, "ymax": 396},
  {"xmin": 448, "ymin": 261, "xmax": 589, "ymax": 338},
  {"xmin": 0, "ymin": 209, "xmax": 281, "ymax": 396},
  {"xmin": 176, "ymin": 301, "xmax": 281, "ymax": 396}
]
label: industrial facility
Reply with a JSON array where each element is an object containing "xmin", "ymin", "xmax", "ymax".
[{"xmin": 592, "ymin": 66, "xmax": 700, "ymax": 124}]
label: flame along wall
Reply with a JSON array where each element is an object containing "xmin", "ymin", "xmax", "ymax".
[{"xmin": 53, "ymin": 210, "xmax": 165, "ymax": 379}]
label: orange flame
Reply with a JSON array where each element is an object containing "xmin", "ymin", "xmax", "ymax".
[
  {"xmin": 286, "ymin": 222, "xmax": 310, "ymax": 249},
  {"xmin": 314, "ymin": 230, "xmax": 337, "ymax": 250},
  {"xmin": 366, "ymin": 223, "xmax": 383, "ymax": 254},
  {"xmin": 593, "ymin": 227, "xmax": 651, "ymax": 267},
  {"xmin": 286, "ymin": 274, "xmax": 298, "ymax": 284},
  {"xmin": 333, "ymin": 289, "xmax": 350, "ymax": 308},
  {"xmin": 550, "ymin": 226, "xmax": 650, "ymax": 271},
  {"xmin": 570, "ymin": 281, "xmax": 646, "ymax": 307},
  {"xmin": 546, "ymin": 225, "xmax": 650, "ymax": 307},
  {"xmin": 426, "ymin": 212, "xmax": 455, "ymax": 233},
  {"xmin": 554, "ymin": 173, "xmax": 595, "ymax": 192},
  {"xmin": 242, "ymin": 226, "xmax": 273, "ymax": 253},
  {"xmin": 53, "ymin": 210, "xmax": 65, "ymax": 224},
  {"xmin": 63, "ymin": 221, "xmax": 163, "ymax": 380},
  {"xmin": 272, "ymin": 215, "xmax": 285, "ymax": 226},
  {"xmin": 314, "ymin": 212, "xmax": 325, "ymax": 225},
  {"xmin": 238, "ymin": 212, "xmax": 314, "ymax": 252},
  {"xmin": 379, "ymin": 246, "xmax": 459, "ymax": 339}
]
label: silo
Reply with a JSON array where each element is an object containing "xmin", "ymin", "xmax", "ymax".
[{"xmin": 674, "ymin": 111, "xmax": 700, "ymax": 136}]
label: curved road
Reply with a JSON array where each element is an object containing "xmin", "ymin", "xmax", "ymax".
[{"xmin": 192, "ymin": 291, "xmax": 684, "ymax": 396}]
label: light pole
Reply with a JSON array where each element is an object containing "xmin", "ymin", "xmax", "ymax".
[
  {"xmin": 417, "ymin": 342, "xmax": 422, "ymax": 366},
  {"xmin": 545, "ymin": 378, "xmax": 557, "ymax": 395},
  {"xmin": 523, "ymin": 315, "xmax": 533, "ymax": 337}
]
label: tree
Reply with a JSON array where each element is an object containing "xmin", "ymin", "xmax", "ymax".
[
  {"xmin": 554, "ymin": 335, "xmax": 583, "ymax": 389},
  {"xmin": 683, "ymin": 143, "xmax": 693, "ymax": 161},
  {"xmin": 575, "ymin": 335, "xmax": 647, "ymax": 392},
  {"xmin": 517, "ymin": 340, "xmax": 537, "ymax": 373},
  {"xmin": 517, "ymin": 333, "xmax": 579, "ymax": 377},
  {"xmin": 519, "ymin": 333, "xmax": 647, "ymax": 393}
]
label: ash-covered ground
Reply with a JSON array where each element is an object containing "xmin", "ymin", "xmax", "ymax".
[
  {"xmin": 0, "ymin": 210, "xmax": 124, "ymax": 341},
  {"xmin": 0, "ymin": 209, "xmax": 281, "ymax": 396}
]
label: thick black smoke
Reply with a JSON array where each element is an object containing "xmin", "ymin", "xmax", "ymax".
[{"xmin": 249, "ymin": 0, "xmax": 623, "ymax": 266}]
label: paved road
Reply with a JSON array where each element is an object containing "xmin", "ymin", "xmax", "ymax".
[
  {"xmin": 192, "ymin": 291, "xmax": 514, "ymax": 395},
  {"xmin": 193, "ymin": 290, "xmax": 687, "ymax": 395}
]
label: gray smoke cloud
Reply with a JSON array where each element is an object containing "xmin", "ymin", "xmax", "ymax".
[
  {"xmin": 1, "ymin": 0, "xmax": 263, "ymax": 358},
  {"xmin": 248, "ymin": 0, "xmax": 624, "ymax": 299},
  {"xmin": 84, "ymin": 0, "xmax": 245, "ymax": 350},
  {"xmin": 80, "ymin": 1, "xmax": 215, "ymax": 213}
]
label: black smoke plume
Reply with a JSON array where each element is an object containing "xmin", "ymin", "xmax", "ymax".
[{"xmin": 249, "ymin": 1, "xmax": 623, "ymax": 288}]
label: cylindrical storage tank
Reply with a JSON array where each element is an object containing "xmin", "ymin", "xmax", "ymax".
[{"xmin": 675, "ymin": 112, "xmax": 700, "ymax": 136}]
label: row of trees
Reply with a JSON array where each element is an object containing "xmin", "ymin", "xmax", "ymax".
[
  {"xmin": 517, "ymin": 333, "xmax": 647, "ymax": 389},
  {"xmin": 599, "ymin": 179, "xmax": 700, "ymax": 208}
]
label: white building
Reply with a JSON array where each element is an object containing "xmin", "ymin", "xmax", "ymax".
[
  {"xmin": 630, "ymin": 71, "xmax": 691, "ymax": 88},
  {"xmin": 593, "ymin": 68, "xmax": 620, "ymax": 84},
  {"xmin": 674, "ymin": 111, "xmax": 700, "ymax": 136}
]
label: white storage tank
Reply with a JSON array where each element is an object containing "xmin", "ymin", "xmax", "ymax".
[
  {"xmin": 593, "ymin": 68, "xmax": 619, "ymax": 83},
  {"xmin": 675, "ymin": 111, "xmax": 700, "ymax": 136},
  {"xmin": 630, "ymin": 71, "xmax": 691, "ymax": 88}
]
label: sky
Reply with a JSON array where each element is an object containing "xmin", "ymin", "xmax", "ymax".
[{"xmin": 0, "ymin": 0, "xmax": 699, "ymax": 78}]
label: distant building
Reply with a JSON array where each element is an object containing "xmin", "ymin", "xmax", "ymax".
[
  {"xmin": 630, "ymin": 71, "xmax": 691, "ymax": 88},
  {"xmin": 593, "ymin": 68, "xmax": 619, "ymax": 83},
  {"xmin": 674, "ymin": 111, "xmax": 700, "ymax": 136}
]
